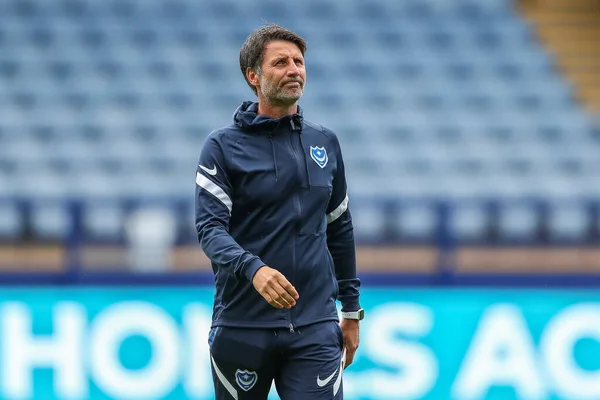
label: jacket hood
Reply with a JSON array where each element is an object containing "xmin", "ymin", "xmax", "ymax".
[{"xmin": 233, "ymin": 101, "xmax": 303, "ymax": 133}]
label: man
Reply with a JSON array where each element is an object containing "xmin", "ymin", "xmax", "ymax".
[{"xmin": 195, "ymin": 24, "xmax": 363, "ymax": 400}]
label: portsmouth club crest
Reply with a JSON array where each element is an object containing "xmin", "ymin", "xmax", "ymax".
[
  {"xmin": 310, "ymin": 146, "xmax": 328, "ymax": 168},
  {"xmin": 235, "ymin": 369, "xmax": 258, "ymax": 391}
]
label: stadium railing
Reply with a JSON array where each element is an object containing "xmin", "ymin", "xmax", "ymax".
[{"xmin": 0, "ymin": 197, "xmax": 599, "ymax": 287}]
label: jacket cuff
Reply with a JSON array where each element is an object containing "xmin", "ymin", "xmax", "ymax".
[
  {"xmin": 339, "ymin": 295, "xmax": 361, "ymax": 312},
  {"xmin": 337, "ymin": 278, "xmax": 361, "ymax": 312},
  {"xmin": 241, "ymin": 257, "xmax": 266, "ymax": 282}
]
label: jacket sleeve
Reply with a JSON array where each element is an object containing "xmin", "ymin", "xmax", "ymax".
[
  {"xmin": 195, "ymin": 132, "xmax": 265, "ymax": 282},
  {"xmin": 326, "ymin": 133, "xmax": 361, "ymax": 312}
]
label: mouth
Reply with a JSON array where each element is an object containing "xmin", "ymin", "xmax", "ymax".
[{"xmin": 283, "ymin": 81, "xmax": 302, "ymax": 88}]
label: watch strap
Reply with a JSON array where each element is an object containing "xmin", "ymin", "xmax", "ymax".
[{"xmin": 341, "ymin": 308, "xmax": 364, "ymax": 320}]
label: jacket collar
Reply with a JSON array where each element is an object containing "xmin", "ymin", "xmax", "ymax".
[{"xmin": 233, "ymin": 101, "xmax": 303, "ymax": 134}]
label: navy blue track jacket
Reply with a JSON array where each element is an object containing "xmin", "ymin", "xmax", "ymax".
[{"xmin": 195, "ymin": 101, "xmax": 361, "ymax": 330}]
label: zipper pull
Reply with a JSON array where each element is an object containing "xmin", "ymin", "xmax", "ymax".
[{"xmin": 289, "ymin": 323, "xmax": 295, "ymax": 333}]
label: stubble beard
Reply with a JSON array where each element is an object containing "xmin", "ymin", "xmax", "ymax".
[{"xmin": 260, "ymin": 78, "xmax": 304, "ymax": 108}]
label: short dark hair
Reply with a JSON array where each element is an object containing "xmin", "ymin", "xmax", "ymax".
[{"xmin": 239, "ymin": 24, "xmax": 307, "ymax": 96}]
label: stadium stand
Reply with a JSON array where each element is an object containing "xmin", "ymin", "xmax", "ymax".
[
  {"xmin": 520, "ymin": 0, "xmax": 600, "ymax": 113},
  {"xmin": 0, "ymin": 0, "xmax": 598, "ymax": 250}
]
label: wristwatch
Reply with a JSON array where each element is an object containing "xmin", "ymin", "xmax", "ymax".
[{"xmin": 341, "ymin": 308, "xmax": 364, "ymax": 321}]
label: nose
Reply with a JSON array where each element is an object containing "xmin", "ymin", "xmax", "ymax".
[{"xmin": 286, "ymin": 61, "xmax": 301, "ymax": 77}]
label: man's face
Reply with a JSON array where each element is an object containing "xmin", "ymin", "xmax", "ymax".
[{"xmin": 255, "ymin": 40, "xmax": 306, "ymax": 105}]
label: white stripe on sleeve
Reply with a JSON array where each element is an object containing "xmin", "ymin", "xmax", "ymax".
[
  {"xmin": 196, "ymin": 172, "xmax": 232, "ymax": 213},
  {"xmin": 327, "ymin": 194, "xmax": 349, "ymax": 224}
]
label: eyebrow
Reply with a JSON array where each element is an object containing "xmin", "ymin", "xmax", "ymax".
[{"xmin": 272, "ymin": 54, "xmax": 303, "ymax": 61}]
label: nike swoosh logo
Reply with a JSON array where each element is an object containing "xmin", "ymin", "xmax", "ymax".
[
  {"xmin": 316, "ymin": 367, "xmax": 338, "ymax": 387},
  {"xmin": 199, "ymin": 164, "xmax": 217, "ymax": 176}
]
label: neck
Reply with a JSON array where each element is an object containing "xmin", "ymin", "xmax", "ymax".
[{"xmin": 257, "ymin": 98, "xmax": 297, "ymax": 119}]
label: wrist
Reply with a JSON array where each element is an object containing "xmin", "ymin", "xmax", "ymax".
[{"xmin": 243, "ymin": 258, "xmax": 267, "ymax": 282}]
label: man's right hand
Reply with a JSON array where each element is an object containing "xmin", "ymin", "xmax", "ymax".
[{"xmin": 252, "ymin": 266, "xmax": 299, "ymax": 309}]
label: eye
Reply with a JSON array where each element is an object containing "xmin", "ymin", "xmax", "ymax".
[
  {"xmin": 295, "ymin": 59, "xmax": 304, "ymax": 66},
  {"xmin": 276, "ymin": 59, "xmax": 286, "ymax": 65}
]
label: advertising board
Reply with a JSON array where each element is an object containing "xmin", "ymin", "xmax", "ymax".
[{"xmin": 0, "ymin": 287, "xmax": 598, "ymax": 399}]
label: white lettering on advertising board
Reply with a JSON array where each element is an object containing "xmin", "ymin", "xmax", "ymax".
[
  {"xmin": 0, "ymin": 300, "xmax": 599, "ymax": 399},
  {"xmin": 1, "ymin": 302, "xmax": 87, "ymax": 399},
  {"xmin": 88, "ymin": 301, "xmax": 180, "ymax": 399}
]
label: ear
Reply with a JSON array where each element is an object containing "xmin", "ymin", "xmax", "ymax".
[{"xmin": 246, "ymin": 67, "xmax": 260, "ymax": 88}]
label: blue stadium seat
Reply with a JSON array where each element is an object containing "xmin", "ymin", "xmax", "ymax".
[
  {"xmin": 548, "ymin": 202, "xmax": 588, "ymax": 241},
  {"xmin": 347, "ymin": 201, "xmax": 388, "ymax": 243},
  {"xmin": 30, "ymin": 202, "xmax": 71, "ymax": 240},
  {"xmin": 395, "ymin": 203, "xmax": 438, "ymax": 239},
  {"xmin": 0, "ymin": 201, "xmax": 20, "ymax": 238},
  {"xmin": 84, "ymin": 201, "xmax": 124, "ymax": 239},
  {"xmin": 498, "ymin": 203, "xmax": 539, "ymax": 240}
]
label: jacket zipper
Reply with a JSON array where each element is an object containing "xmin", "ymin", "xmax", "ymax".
[
  {"xmin": 288, "ymin": 125, "xmax": 304, "ymax": 332},
  {"xmin": 288, "ymin": 133, "xmax": 304, "ymax": 228},
  {"xmin": 289, "ymin": 231, "xmax": 296, "ymax": 333},
  {"xmin": 288, "ymin": 186, "xmax": 297, "ymax": 333}
]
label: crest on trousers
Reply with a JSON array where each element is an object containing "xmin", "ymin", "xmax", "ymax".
[
  {"xmin": 235, "ymin": 369, "xmax": 258, "ymax": 391},
  {"xmin": 310, "ymin": 146, "xmax": 328, "ymax": 168}
]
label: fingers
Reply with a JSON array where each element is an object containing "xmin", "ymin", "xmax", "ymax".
[
  {"xmin": 272, "ymin": 284, "xmax": 296, "ymax": 309},
  {"xmin": 279, "ymin": 278, "xmax": 299, "ymax": 300},
  {"xmin": 342, "ymin": 328, "xmax": 359, "ymax": 369},
  {"xmin": 266, "ymin": 273, "xmax": 298, "ymax": 309},
  {"xmin": 253, "ymin": 266, "xmax": 299, "ymax": 309},
  {"xmin": 263, "ymin": 289, "xmax": 285, "ymax": 309},
  {"xmin": 344, "ymin": 347, "xmax": 356, "ymax": 369},
  {"xmin": 274, "ymin": 275, "xmax": 298, "ymax": 308},
  {"xmin": 278, "ymin": 288, "xmax": 296, "ymax": 308},
  {"xmin": 265, "ymin": 282, "xmax": 296, "ymax": 309}
]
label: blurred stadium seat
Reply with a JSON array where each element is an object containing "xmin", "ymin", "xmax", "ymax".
[{"xmin": 0, "ymin": 0, "xmax": 598, "ymax": 246}]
